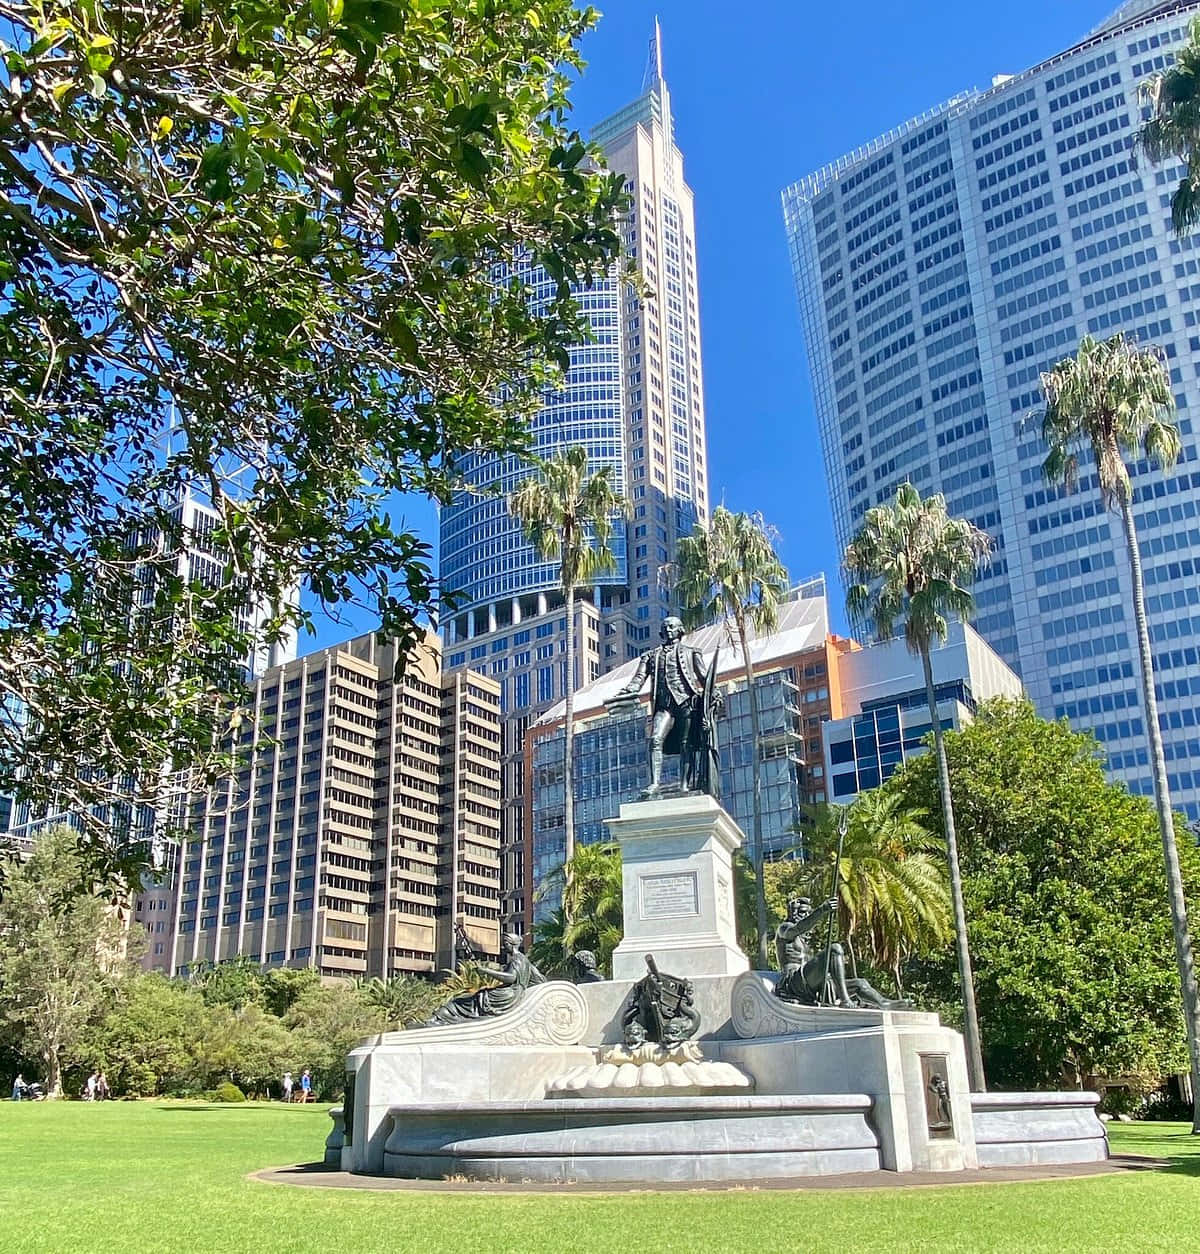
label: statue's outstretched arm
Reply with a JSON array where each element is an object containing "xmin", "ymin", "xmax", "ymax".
[
  {"xmin": 479, "ymin": 962, "xmax": 519, "ymax": 986},
  {"xmin": 617, "ymin": 654, "xmax": 650, "ymax": 697},
  {"xmin": 799, "ymin": 902, "xmax": 833, "ymax": 932}
]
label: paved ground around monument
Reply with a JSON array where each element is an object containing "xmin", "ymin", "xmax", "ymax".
[
  {"xmin": 253, "ymin": 1154, "xmax": 1158, "ymax": 1192},
  {"xmin": 2, "ymin": 1102, "xmax": 1197, "ymax": 1252}
]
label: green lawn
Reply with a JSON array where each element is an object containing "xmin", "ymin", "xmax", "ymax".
[{"xmin": 0, "ymin": 1102, "xmax": 1196, "ymax": 1253}]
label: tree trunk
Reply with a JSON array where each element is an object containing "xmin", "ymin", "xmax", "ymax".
[
  {"xmin": 741, "ymin": 626, "xmax": 770, "ymax": 969},
  {"xmin": 44, "ymin": 1041, "xmax": 61, "ymax": 1099},
  {"xmin": 922, "ymin": 646, "xmax": 986, "ymax": 1091},
  {"xmin": 1120, "ymin": 493, "xmax": 1200, "ymax": 1133},
  {"xmin": 563, "ymin": 583, "xmax": 576, "ymax": 884}
]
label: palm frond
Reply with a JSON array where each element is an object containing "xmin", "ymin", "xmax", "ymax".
[
  {"xmin": 842, "ymin": 484, "xmax": 991, "ymax": 657},
  {"xmin": 507, "ymin": 447, "xmax": 627, "ymax": 597},
  {"xmin": 1138, "ymin": 20, "xmax": 1200, "ymax": 236},
  {"xmin": 674, "ymin": 506, "xmax": 787, "ymax": 639},
  {"xmin": 1038, "ymin": 334, "xmax": 1178, "ymax": 510}
]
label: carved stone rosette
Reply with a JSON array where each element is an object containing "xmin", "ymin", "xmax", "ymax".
[{"xmin": 731, "ymin": 971, "xmax": 799, "ymax": 1038}]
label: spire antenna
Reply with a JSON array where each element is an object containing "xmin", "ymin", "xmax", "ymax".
[{"xmin": 641, "ymin": 16, "xmax": 664, "ymax": 93}]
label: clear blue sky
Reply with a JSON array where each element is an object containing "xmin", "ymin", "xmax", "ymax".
[{"xmin": 307, "ymin": 0, "xmax": 1113, "ymax": 650}]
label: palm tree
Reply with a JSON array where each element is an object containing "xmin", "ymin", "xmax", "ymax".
[
  {"xmin": 530, "ymin": 841, "xmax": 624, "ymax": 976},
  {"xmin": 1140, "ymin": 28, "xmax": 1200, "ymax": 236},
  {"xmin": 1040, "ymin": 332, "xmax": 1200, "ymax": 1131},
  {"xmin": 844, "ymin": 482, "xmax": 992, "ymax": 1090},
  {"xmin": 354, "ymin": 975, "xmax": 441, "ymax": 1028},
  {"xmin": 675, "ymin": 506, "xmax": 789, "ymax": 969},
  {"xmin": 795, "ymin": 797, "xmax": 951, "ymax": 995},
  {"xmin": 509, "ymin": 447, "xmax": 625, "ymax": 870}
]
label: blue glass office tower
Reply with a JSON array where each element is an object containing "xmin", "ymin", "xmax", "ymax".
[
  {"xmin": 439, "ymin": 265, "xmax": 629, "ymax": 617},
  {"xmin": 784, "ymin": 1, "xmax": 1200, "ymax": 819},
  {"xmin": 441, "ymin": 31, "xmax": 711, "ymax": 932}
]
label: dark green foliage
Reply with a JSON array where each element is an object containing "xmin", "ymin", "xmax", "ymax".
[
  {"xmin": 886, "ymin": 698, "xmax": 1200, "ymax": 1091},
  {"xmin": 352, "ymin": 975, "xmax": 440, "ymax": 1028},
  {"xmin": 261, "ymin": 968, "xmax": 323, "ymax": 1018},
  {"xmin": 193, "ymin": 956, "xmax": 272, "ymax": 1010},
  {"xmin": 282, "ymin": 983, "xmax": 386, "ymax": 1097},
  {"xmin": 0, "ymin": 1, "xmax": 628, "ymax": 880},
  {"xmin": 84, "ymin": 972, "xmax": 209, "ymax": 1097}
]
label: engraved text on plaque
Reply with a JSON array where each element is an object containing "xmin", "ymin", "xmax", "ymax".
[{"xmin": 640, "ymin": 871, "xmax": 700, "ymax": 920}]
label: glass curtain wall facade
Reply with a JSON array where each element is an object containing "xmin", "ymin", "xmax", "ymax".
[
  {"xmin": 439, "ymin": 265, "xmax": 628, "ymax": 618},
  {"xmin": 784, "ymin": 1, "xmax": 1200, "ymax": 818},
  {"xmin": 529, "ymin": 672, "xmax": 809, "ymax": 922},
  {"xmin": 440, "ymin": 34, "xmax": 711, "ymax": 936},
  {"xmin": 826, "ymin": 688, "xmax": 968, "ymax": 802}
]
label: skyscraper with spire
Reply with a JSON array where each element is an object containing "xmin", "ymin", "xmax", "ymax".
[{"xmin": 440, "ymin": 25, "xmax": 711, "ymax": 935}]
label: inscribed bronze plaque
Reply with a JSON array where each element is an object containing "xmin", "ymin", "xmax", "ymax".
[
  {"xmin": 920, "ymin": 1053, "xmax": 954, "ymax": 1139},
  {"xmin": 342, "ymin": 1071, "xmax": 355, "ymax": 1146}
]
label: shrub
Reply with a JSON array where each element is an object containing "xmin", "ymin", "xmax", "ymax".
[
  {"xmin": 122, "ymin": 1063, "xmax": 158, "ymax": 1099},
  {"xmin": 212, "ymin": 1081, "xmax": 246, "ymax": 1103}
]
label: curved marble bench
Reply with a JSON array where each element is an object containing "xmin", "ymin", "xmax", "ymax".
[
  {"xmin": 381, "ymin": 1093, "xmax": 880, "ymax": 1184},
  {"xmin": 970, "ymin": 1091, "xmax": 1107, "ymax": 1167}
]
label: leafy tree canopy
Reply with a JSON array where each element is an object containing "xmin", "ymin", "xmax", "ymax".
[
  {"xmin": 0, "ymin": 1, "xmax": 626, "ymax": 878},
  {"xmin": 0, "ymin": 825, "xmax": 139, "ymax": 1095},
  {"xmin": 884, "ymin": 698, "xmax": 1200, "ymax": 1091},
  {"xmin": 769, "ymin": 794, "xmax": 951, "ymax": 992}
]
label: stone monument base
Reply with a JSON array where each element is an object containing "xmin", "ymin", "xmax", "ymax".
[
  {"xmin": 338, "ymin": 792, "xmax": 1105, "ymax": 1184},
  {"xmin": 970, "ymin": 1091, "xmax": 1108, "ymax": 1167},
  {"xmin": 719, "ymin": 971, "xmax": 977, "ymax": 1172},
  {"xmin": 379, "ymin": 1095, "xmax": 881, "ymax": 1184},
  {"xmin": 342, "ymin": 982, "xmax": 592, "ymax": 1175},
  {"xmin": 607, "ymin": 794, "xmax": 749, "ymax": 981}
]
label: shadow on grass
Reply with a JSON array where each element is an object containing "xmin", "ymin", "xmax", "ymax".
[
  {"xmin": 155, "ymin": 1103, "xmax": 323, "ymax": 1113},
  {"xmin": 1148, "ymin": 1136, "xmax": 1200, "ymax": 1177},
  {"xmin": 1113, "ymin": 1127, "xmax": 1200, "ymax": 1177},
  {"xmin": 268, "ymin": 1162, "xmax": 338, "ymax": 1176}
]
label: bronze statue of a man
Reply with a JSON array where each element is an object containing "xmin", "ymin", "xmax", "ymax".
[
  {"xmin": 774, "ymin": 897, "xmax": 911, "ymax": 1010},
  {"xmin": 611, "ymin": 616, "xmax": 722, "ymax": 799}
]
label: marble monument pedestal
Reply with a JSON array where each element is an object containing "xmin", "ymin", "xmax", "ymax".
[
  {"xmin": 335, "ymin": 791, "xmax": 1106, "ymax": 1183},
  {"xmin": 607, "ymin": 793, "xmax": 749, "ymax": 982}
]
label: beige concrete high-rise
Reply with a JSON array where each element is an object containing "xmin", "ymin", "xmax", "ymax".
[{"xmin": 166, "ymin": 632, "xmax": 501, "ymax": 980}]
